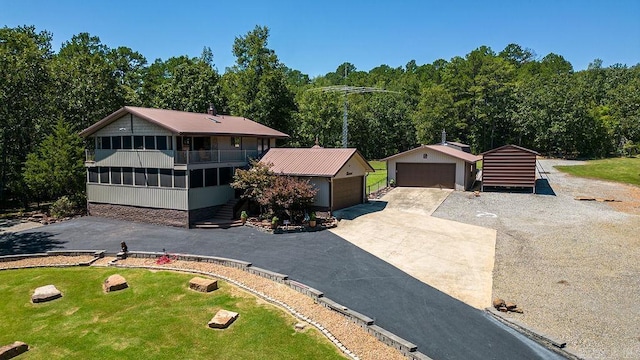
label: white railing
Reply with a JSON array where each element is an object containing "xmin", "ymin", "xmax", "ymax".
[{"xmin": 174, "ymin": 150, "xmax": 259, "ymax": 164}]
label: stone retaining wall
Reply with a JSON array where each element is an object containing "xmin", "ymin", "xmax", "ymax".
[{"xmin": 88, "ymin": 203, "xmax": 188, "ymax": 227}]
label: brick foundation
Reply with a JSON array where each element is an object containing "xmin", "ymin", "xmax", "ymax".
[{"xmin": 88, "ymin": 203, "xmax": 189, "ymax": 228}]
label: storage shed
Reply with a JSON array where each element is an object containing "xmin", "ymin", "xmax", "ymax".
[
  {"xmin": 481, "ymin": 144, "xmax": 540, "ymax": 193},
  {"xmin": 384, "ymin": 144, "xmax": 480, "ymax": 191}
]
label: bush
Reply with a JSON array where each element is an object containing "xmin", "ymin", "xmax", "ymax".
[{"xmin": 50, "ymin": 196, "xmax": 77, "ymax": 218}]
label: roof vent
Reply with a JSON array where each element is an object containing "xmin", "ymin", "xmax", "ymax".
[
  {"xmin": 207, "ymin": 103, "xmax": 217, "ymax": 116},
  {"xmin": 441, "ymin": 129, "xmax": 447, "ymax": 145},
  {"xmin": 311, "ymin": 136, "xmax": 323, "ymax": 148}
]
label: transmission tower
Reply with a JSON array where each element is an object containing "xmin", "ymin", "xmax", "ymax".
[{"xmin": 309, "ymin": 69, "xmax": 399, "ymax": 147}]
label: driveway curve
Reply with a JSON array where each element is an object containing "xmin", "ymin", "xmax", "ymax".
[{"xmin": 1, "ymin": 217, "xmax": 563, "ymax": 360}]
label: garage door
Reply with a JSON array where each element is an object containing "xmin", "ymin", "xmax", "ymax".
[
  {"xmin": 332, "ymin": 176, "xmax": 363, "ymax": 210},
  {"xmin": 396, "ymin": 163, "xmax": 456, "ymax": 188}
]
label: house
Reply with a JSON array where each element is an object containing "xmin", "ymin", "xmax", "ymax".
[
  {"xmin": 258, "ymin": 147, "xmax": 374, "ymax": 211},
  {"xmin": 80, "ymin": 106, "xmax": 289, "ymax": 227},
  {"xmin": 384, "ymin": 143, "xmax": 480, "ymax": 190},
  {"xmin": 481, "ymin": 144, "xmax": 540, "ymax": 193}
]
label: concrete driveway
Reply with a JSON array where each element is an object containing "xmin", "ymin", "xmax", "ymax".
[{"xmin": 332, "ymin": 187, "xmax": 497, "ymax": 309}]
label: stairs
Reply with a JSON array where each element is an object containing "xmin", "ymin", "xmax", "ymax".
[{"xmin": 192, "ymin": 199, "xmax": 243, "ymax": 229}]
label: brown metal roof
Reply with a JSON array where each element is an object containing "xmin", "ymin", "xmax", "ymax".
[
  {"xmin": 383, "ymin": 144, "xmax": 481, "ymax": 163},
  {"xmin": 259, "ymin": 148, "xmax": 374, "ymax": 177},
  {"xmin": 481, "ymin": 144, "xmax": 540, "ymax": 156},
  {"xmin": 79, "ymin": 106, "xmax": 290, "ymax": 138}
]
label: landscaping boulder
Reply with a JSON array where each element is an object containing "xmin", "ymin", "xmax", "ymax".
[
  {"xmin": 103, "ymin": 274, "xmax": 128, "ymax": 292},
  {"xmin": 189, "ymin": 277, "xmax": 218, "ymax": 293},
  {"xmin": 208, "ymin": 309, "xmax": 238, "ymax": 329},
  {"xmin": 31, "ymin": 285, "xmax": 62, "ymax": 303},
  {"xmin": 0, "ymin": 341, "xmax": 29, "ymax": 360},
  {"xmin": 505, "ymin": 301, "xmax": 517, "ymax": 310},
  {"xmin": 492, "ymin": 298, "xmax": 505, "ymax": 309}
]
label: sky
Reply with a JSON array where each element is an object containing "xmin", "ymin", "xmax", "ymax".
[{"xmin": 2, "ymin": 0, "xmax": 639, "ymax": 77}]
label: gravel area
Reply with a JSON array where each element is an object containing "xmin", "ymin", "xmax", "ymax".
[
  {"xmin": 432, "ymin": 159, "xmax": 640, "ymax": 359},
  {"xmin": 0, "ymin": 256, "xmax": 405, "ymax": 360}
]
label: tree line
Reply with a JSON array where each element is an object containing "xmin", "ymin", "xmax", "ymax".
[{"xmin": 1, "ymin": 24, "xmax": 639, "ymax": 205}]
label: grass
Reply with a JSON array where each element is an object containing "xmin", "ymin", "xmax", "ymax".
[
  {"xmin": 367, "ymin": 161, "xmax": 387, "ymax": 189},
  {"xmin": 0, "ymin": 267, "xmax": 344, "ymax": 360},
  {"xmin": 555, "ymin": 157, "xmax": 640, "ymax": 186}
]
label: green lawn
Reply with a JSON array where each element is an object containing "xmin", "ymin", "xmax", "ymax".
[
  {"xmin": 555, "ymin": 157, "xmax": 640, "ymax": 186},
  {"xmin": 0, "ymin": 267, "xmax": 343, "ymax": 360},
  {"xmin": 367, "ymin": 161, "xmax": 387, "ymax": 189}
]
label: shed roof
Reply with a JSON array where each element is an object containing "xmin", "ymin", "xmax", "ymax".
[
  {"xmin": 259, "ymin": 148, "xmax": 374, "ymax": 177},
  {"xmin": 481, "ymin": 144, "xmax": 540, "ymax": 156},
  {"xmin": 79, "ymin": 106, "xmax": 289, "ymax": 138},
  {"xmin": 383, "ymin": 144, "xmax": 481, "ymax": 163}
]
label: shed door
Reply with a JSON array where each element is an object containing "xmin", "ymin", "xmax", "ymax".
[
  {"xmin": 332, "ymin": 176, "xmax": 363, "ymax": 210},
  {"xmin": 396, "ymin": 163, "xmax": 455, "ymax": 188}
]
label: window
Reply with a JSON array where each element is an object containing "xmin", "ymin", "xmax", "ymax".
[
  {"xmin": 160, "ymin": 169, "xmax": 173, "ymax": 187},
  {"xmin": 101, "ymin": 136, "xmax": 111, "ymax": 150},
  {"xmin": 190, "ymin": 169, "xmax": 203, "ymax": 188},
  {"xmin": 156, "ymin": 136, "xmax": 168, "ymax": 150},
  {"xmin": 134, "ymin": 136, "xmax": 144, "ymax": 149},
  {"xmin": 111, "ymin": 167, "xmax": 122, "ymax": 184},
  {"xmin": 122, "ymin": 167, "xmax": 133, "ymax": 185},
  {"xmin": 122, "ymin": 136, "xmax": 132, "ymax": 149},
  {"xmin": 205, "ymin": 168, "xmax": 218, "ymax": 187},
  {"xmin": 174, "ymin": 170, "xmax": 186, "ymax": 188},
  {"xmin": 147, "ymin": 168, "xmax": 158, "ymax": 187},
  {"xmin": 219, "ymin": 167, "xmax": 233, "ymax": 185},
  {"xmin": 135, "ymin": 168, "xmax": 146, "ymax": 186},
  {"xmin": 99, "ymin": 167, "xmax": 109, "ymax": 183},
  {"xmin": 88, "ymin": 168, "xmax": 98, "ymax": 183},
  {"xmin": 145, "ymin": 136, "xmax": 155, "ymax": 150},
  {"xmin": 231, "ymin": 137, "xmax": 241, "ymax": 148},
  {"xmin": 111, "ymin": 136, "xmax": 122, "ymax": 150}
]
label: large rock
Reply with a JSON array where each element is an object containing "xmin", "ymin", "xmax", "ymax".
[
  {"xmin": 505, "ymin": 301, "xmax": 517, "ymax": 310},
  {"xmin": 103, "ymin": 274, "xmax": 128, "ymax": 292},
  {"xmin": 208, "ymin": 309, "xmax": 238, "ymax": 329},
  {"xmin": 492, "ymin": 298, "xmax": 505, "ymax": 309},
  {"xmin": 0, "ymin": 341, "xmax": 29, "ymax": 360},
  {"xmin": 31, "ymin": 285, "xmax": 62, "ymax": 303},
  {"xmin": 189, "ymin": 277, "xmax": 218, "ymax": 293}
]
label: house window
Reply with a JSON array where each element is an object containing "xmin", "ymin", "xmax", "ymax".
[
  {"xmin": 145, "ymin": 136, "xmax": 155, "ymax": 150},
  {"xmin": 122, "ymin": 136, "xmax": 132, "ymax": 149},
  {"xmin": 174, "ymin": 170, "xmax": 186, "ymax": 188},
  {"xmin": 122, "ymin": 167, "xmax": 133, "ymax": 185},
  {"xmin": 134, "ymin": 136, "xmax": 144, "ymax": 149},
  {"xmin": 156, "ymin": 136, "xmax": 168, "ymax": 150},
  {"xmin": 231, "ymin": 137, "xmax": 241, "ymax": 148},
  {"xmin": 205, "ymin": 168, "xmax": 218, "ymax": 187},
  {"xmin": 147, "ymin": 168, "xmax": 159, "ymax": 187},
  {"xmin": 160, "ymin": 169, "xmax": 173, "ymax": 188},
  {"xmin": 111, "ymin": 167, "xmax": 122, "ymax": 184},
  {"xmin": 88, "ymin": 168, "xmax": 98, "ymax": 183},
  {"xmin": 219, "ymin": 167, "xmax": 233, "ymax": 185},
  {"xmin": 99, "ymin": 167, "xmax": 109, "ymax": 183},
  {"xmin": 101, "ymin": 137, "xmax": 111, "ymax": 150},
  {"xmin": 190, "ymin": 169, "xmax": 204, "ymax": 188},
  {"xmin": 134, "ymin": 168, "xmax": 146, "ymax": 186},
  {"xmin": 111, "ymin": 136, "xmax": 122, "ymax": 150}
]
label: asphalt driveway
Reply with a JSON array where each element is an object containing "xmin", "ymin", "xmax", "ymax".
[
  {"xmin": 0, "ymin": 216, "xmax": 563, "ymax": 360},
  {"xmin": 332, "ymin": 188, "xmax": 497, "ymax": 309}
]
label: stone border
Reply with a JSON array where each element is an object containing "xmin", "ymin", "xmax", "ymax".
[
  {"xmin": 0, "ymin": 250, "xmax": 104, "ymax": 267},
  {"xmin": 485, "ymin": 308, "xmax": 583, "ymax": 360}
]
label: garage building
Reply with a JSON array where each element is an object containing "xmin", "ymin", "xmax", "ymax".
[
  {"xmin": 384, "ymin": 144, "xmax": 480, "ymax": 190},
  {"xmin": 259, "ymin": 147, "xmax": 374, "ymax": 211},
  {"xmin": 481, "ymin": 144, "xmax": 539, "ymax": 193}
]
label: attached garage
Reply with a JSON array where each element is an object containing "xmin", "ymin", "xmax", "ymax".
[
  {"xmin": 384, "ymin": 144, "xmax": 481, "ymax": 191},
  {"xmin": 259, "ymin": 147, "xmax": 374, "ymax": 211},
  {"xmin": 481, "ymin": 144, "xmax": 540, "ymax": 193}
]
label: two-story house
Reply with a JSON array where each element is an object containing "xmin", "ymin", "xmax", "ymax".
[{"xmin": 80, "ymin": 106, "xmax": 289, "ymax": 227}]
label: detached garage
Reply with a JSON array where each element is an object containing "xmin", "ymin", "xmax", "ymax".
[
  {"xmin": 259, "ymin": 147, "xmax": 374, "ymax": 211},
  {"xmin": 384, "ymin": 144, "xmax": 480, "ymax": 191}
]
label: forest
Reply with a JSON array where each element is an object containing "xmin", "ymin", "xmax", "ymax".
[{"xmin": 1, "ymin": 24, "xmax": 639, "ymax": 205}]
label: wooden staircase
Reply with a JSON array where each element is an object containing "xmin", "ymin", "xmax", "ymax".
[{"xmin": 192, "ymin": 199, "xmax": 244, "ymax": 229}]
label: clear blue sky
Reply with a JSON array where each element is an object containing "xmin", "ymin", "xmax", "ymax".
[{"xmin": 2, "ymin": 0, "xmax": 639, "ymax": 76}]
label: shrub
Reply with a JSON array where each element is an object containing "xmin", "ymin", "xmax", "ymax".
[{"xmin": 50, "ymin": 196, "xmax": 76, "ymax": 218}]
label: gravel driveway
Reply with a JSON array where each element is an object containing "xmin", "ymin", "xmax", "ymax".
[{"xmin": 432, "ymin": 159, "xmax": 640, "ymax": 359}]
